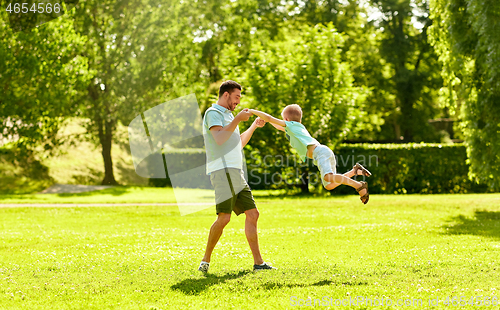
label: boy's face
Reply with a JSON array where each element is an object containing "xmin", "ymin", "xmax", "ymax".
[
  {"xmin": 281, "ymin": 111, "xmax": 288, "ymax": 121},
  {"xmin": 282, "ymin": 110, "xmax": 294, "ymax": 122}
]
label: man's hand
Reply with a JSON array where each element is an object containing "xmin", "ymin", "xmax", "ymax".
[
  {"xmin": 236, "ymin": 108, "xmax": 252, "ymax": 122},
  {"xmin": 241, "ymin": 117, "xmax": 266, "ymax": 148},
  {"xmin": 254, "ymin": 117, "xmax": 266, "ymax": 128}
]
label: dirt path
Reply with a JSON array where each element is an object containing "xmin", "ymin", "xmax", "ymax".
[{"xmin": 37, "ymin": 184, "xmax": 116, "ymax": 194}]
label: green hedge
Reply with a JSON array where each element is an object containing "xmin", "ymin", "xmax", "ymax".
[
  {"xmin": 147, "ymin": 149, "xmax": 210, "ymax": 188},
  {"xmin": 333, "ymin": 143, "xmax": 488, "ymax": 194},
  {"xmin": 150, "ymin": 144, "xmax": 489, "ymax": 194}
]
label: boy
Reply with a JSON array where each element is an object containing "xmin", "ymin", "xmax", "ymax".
[{"xmin": 249, "ymin": 104, "xmax": 370, "ymax": 204}]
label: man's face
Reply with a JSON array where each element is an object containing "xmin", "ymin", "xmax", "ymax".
[{"xmin": 226, "ymin": 89, "xmax": 241, "ymax": 111}]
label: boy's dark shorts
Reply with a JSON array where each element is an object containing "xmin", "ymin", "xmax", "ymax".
[{"xmin": 210, "ymin": 168, "xmax": 256, "ymax": 216}]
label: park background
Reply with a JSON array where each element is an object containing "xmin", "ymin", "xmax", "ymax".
[
  {"xmin": 1, "ymin": 0, "xmax": 500, "ymax": 309},
  {"xmin": 1, "ymin": 0, "xmax": 500, "ymax": 194}
]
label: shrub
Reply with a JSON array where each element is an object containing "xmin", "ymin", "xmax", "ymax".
[
  {"xmin": 332, "ymin": 143, "xmax": 489, "ymax": 194},
  {"xmin": 153, "ymin": 144, "xmax": 489, "ymax": 194}
]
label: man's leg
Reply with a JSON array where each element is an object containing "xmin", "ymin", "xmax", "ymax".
[
  {"xmin": 202, "ymin": 212, "xmax": 231, "ymax": 263},
  {"xmin": 244, "ymin": 208, "xmax": 264, "ymax": 265}
]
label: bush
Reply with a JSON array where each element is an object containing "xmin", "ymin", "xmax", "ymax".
[
  {"xmin": 245, "ymin": 143, "xmax": 489, "ymax": 194},
  {"xmin": 0, "ymin": 145, "xmax": 54, "ymax": 194},
  {"xmin": 153, "ymin": 144, "xmax": 489, "ymax": 194},
  {"xmin": 147, "ymin": 149, "xmax": 210, "ymax": 189},
  {"xmin": 332, "ymin": 143, "xmax": 489, "ymax": 194}
]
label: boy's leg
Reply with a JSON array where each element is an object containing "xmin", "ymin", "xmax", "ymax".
[
  {"xmin": 324, "ymin": 171, "xmax": 353, "ymax": 190},
  {"xmin": 343, "ymin": 166, "xmax": 368, "ymax": 179},
  {"xmin": 202, "ymin": 212, "xmax": 231, "ymax": 263},
  {"xmin": 323, "ymin": 173, "xmax": 367, "ymax": 198},
  {"xmin": 324, "ymin": 165, "xmax": 368, "ymax": 190}
]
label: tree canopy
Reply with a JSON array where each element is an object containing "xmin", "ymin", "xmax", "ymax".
[
  {"xmin": 429, "ymin": 0, "xmax": 500, "ymax": 189},
  {"xmin": 1, "ymin": 6, "xmax": 90, "ymax": 156},
  {"xmin": 3, "ymin": 0, "xmax": 496, "ymax": 188}
]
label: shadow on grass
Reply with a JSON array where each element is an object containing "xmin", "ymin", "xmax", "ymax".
[
  {"xmin": 443, "ymin": 210, "xmax": 500, "ymax": 239},
  {"xmin": 171, "ymin": 270, "xmax": 251, "ymax": 295},
  {"xmin": 54, "ymin": 185, "xmax": 132, "ymax": 198},
  {"xmin": 0, "ymin": 185, "xmax": 139, "ymax": 200},
  {"xmin": 263, "ymin": 279, "xmax": 368, "ymax": 290}
]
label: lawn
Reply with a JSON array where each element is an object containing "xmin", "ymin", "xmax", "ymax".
[
  {"xmin": 0, "ymin": 191, "xmax": 499, "ymax": 309},
  {"xmin": 0, "ymin": 187, "xmax": 178, "ymax": 204}
]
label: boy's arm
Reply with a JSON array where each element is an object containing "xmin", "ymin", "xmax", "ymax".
[
  {"xmin": 270, "ymin": 122, "xmax": 285, "ymax": 132},
  {"xmin": 248, "ymin": 109, "xmax": 286, "ymax": 127}
]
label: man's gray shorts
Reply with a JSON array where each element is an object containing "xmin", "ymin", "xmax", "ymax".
[{"xmin": 210, "ymin": 168, "xmax": 256, "ymax": 216}]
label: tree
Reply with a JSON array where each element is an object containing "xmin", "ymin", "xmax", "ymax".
[
  {"xmin": 0, "ymin": 5, "xmax": 90, "ymax": 157},
  {"xmin": 72, "ymin": 0, "xmax": 204, "ymax": 184},
  {"xmin": 429, "ymin": 0, "xmax": 500, "ymax": 189},
  {"xmin": 195, "ymin": 0, "xmax": 444, "ymax": 143},
  {"xmin": 220, "ymin": 24, "xmax": 366, "ymax": 192},
  {"xmin": 289, "ymin": 0, "xmax": 394, "ymax": 141},
  {"xmin": 369, "ymin": 0, "xmax": 443, "ymax": 142}
]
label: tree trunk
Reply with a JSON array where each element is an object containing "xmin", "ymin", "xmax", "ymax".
[
  {"xmin": 89, "ymin": 83, "xmax": 118, "ymax": 186},
  {"xmin": 399, "ymin": 92, "xmax": 415, "ymax": 142},
  {"xmin": 299, "ymin": 170, "xmax": 309, "ymax": 194},
  {"xmin": 100, "ymin": 118, "xmax": 117, "ymax": 185}
]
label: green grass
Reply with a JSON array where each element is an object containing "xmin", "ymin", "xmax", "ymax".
[
  {"xmin": 0, "ymin": 186, "xmax": 177, "ymax": 204},
  {"xmin": 1, "ymin": 193, "xmax": 499, "ymax": 309},
  {"xmin": 0, "ymin": 187, "xmax": 287, "ymax": 204}
]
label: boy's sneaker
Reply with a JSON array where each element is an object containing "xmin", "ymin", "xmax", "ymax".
[
  {"xmin": 198, "ymin": 261, "xmax": 209, "ymax": 273},
  {"xmin": 253, "ymin": 262, "xmax": 277, "ymax": 271}
]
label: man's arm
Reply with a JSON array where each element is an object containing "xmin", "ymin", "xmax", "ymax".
[
  {"xmin": 240, "ymin": 117, "xmax": 266, "ymax": 148},
  {"xmin": 249, "ymin": 109, "xmax": 286, "ymax": 127},
  {"xmin": 209, "ymin": 109, "xmax": 252, "ymax": 146}
]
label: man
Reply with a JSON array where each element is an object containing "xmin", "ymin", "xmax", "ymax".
[{"xmin": 198, "ymin": 80, "xmax": 275, "ymax": 272}]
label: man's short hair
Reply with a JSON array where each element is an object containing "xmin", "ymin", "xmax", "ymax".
[
  {"xmin": 219, "ymin": 80, "xmax": 242, "ymax": 98},
  {"xmin": 282, "ymin": 104, "xmax": 302, "ymax": 122}
]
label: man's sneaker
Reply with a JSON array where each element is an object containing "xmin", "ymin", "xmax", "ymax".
[
  {"xmin": 253, "ymin": 262, "xmax": 277, "ymax": 271},
  {"xmin": 198, "ymin": 261, "xmax": 209, "ymax": 273}
]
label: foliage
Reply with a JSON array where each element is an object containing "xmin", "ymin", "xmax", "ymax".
[
  {"xmin": 146, "ymin": 149, "xmax": 206, "ymax": 188},
  {"xmin": 247, "ymin": 142, "xmax": 488, "ymax": 194},
  {"xmin": 196, "ymin": 0, "xmax": 445, "ymax": 143},
  {"xmin": 333, "ymin": 143, "xmax": 489, "ymax": 195},
  {"xmin": 0, "ymin": 6, "xmax": 90, "ymax": 156},
  {"xmin": 216, "ymin": 23, "xmax": 367, "ymax": 192},
  {"xmin": 70, "ymin": 0, "xmax": 207, "ymax": 184},
  {"xmin": 0, "ymin": 0, "xmax": 479, "ymax": 188},
  {"xmin": 285, "ymin": 0, "xmax": 392, "ymax": 142},
  {"xmin": 428, "ymin": 0, "xmax": 500, "ymax": 190},
  {"xmin": 0, "ymin": 145, "xmax": 53, "ymax": 194},
  {"xmin": 368, "ymin": 0, "xmax": 443, "ymax": 142},
  {"xmin": 149, "ymin": 143, "xmax": 487, "ymax": 195},
  {"xmin": 243, "ymin": 24, "xmax": 366, "ymax": 148}
]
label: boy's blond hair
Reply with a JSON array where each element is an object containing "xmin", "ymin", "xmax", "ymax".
[{"xmin": 281, "ymin": 104, "xmax": 302, "ymax": 122}]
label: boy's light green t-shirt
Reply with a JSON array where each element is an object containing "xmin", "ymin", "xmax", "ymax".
[{"xmin": 284, "ymin": 121, "xmax": 319, "ymax": 162}]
